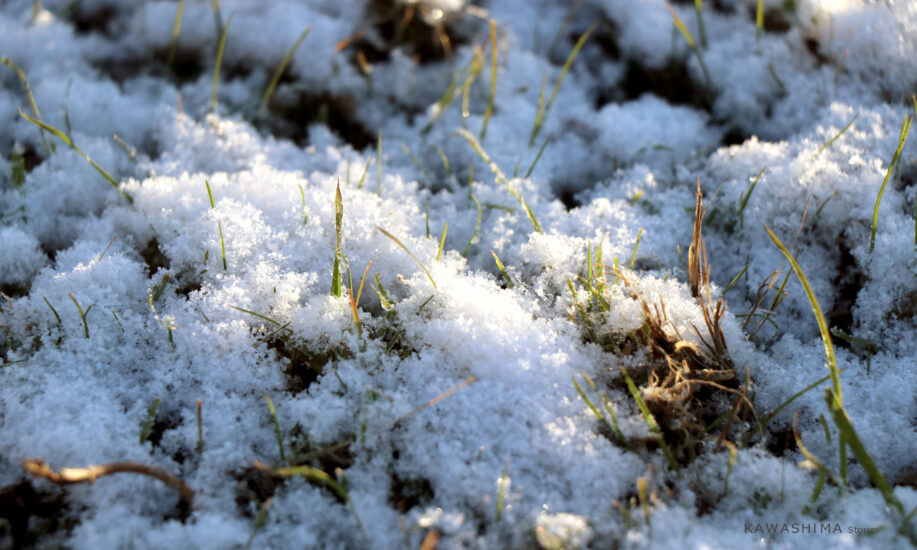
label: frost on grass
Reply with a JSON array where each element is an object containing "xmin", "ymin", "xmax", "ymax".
[{"xmin": 1, "ymin": 0, "xmax": 917, "ymax": 548}]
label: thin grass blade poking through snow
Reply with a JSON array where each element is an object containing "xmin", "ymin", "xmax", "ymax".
[
  {"xmin": 480, "ymin": 19, "xmax": 498, "ymax": 139},
  {"xmin": 166, "ymin": 0, "xmax": 186, "ymax": 70},
  {"xmin": 528, "ymin": 23, "xmax": 595, "ymax": 147},
  {"xmin": 210, "ymin": 13, "xmax": 235, "ymax": 113},
  {"xmin": 2, "ymin": 56, "xmax": 52, "ymax": 154},
  {"xmin": 376, "ymin": 226, "xmax": 437, "ymax": 289},
  {"xmin": 870, "ymin": 113, "xmax": 912, "ymax": 253},
  {"xmin": 331, "ymin": 182, "xmax": 344, "ymax": 297},
  {"xmin": 18, "ymin": 108, "xmax": 131, "ymax": 203},
  {"xmin": 259, "ymin": 26, "xmax": 311, "ymax": 117},
  {"xmin": 456, "ymin": 128, "xmax": 542, "ymax": 233}
]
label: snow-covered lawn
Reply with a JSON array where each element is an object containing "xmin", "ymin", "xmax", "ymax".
[{"xmin": 1, "ymin": 0, "xmax": 915, "ymax": 548}]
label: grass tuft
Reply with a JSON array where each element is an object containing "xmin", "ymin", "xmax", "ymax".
[
  {"xmin": 259, "ymin": 27, "xmax": 311, "ymax": 117},
  {"xmin": 870, "ymin": 113, "xmax": 911, "ymax": 252}
]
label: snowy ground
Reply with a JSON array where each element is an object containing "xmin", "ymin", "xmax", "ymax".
[{"xmin": 1, "ymin": 0, "xmax": 916, "ymax": 548}]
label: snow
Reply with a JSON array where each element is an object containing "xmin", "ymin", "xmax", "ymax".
[{"xmin": 1, "ymin": 0, "xmax": 916, "ymax": 548}]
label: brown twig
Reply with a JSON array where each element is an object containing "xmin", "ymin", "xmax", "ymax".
[{"xmin": 23, "ymin": 458, "xmax": 194, "ymax": 503}]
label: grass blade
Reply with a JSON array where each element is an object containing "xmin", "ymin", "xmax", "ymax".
[
  {"xmin": 41, "ymin": 294, "xmax": 61, "ymax": 326},
  {"xmin": 376, "ymin": 226, "xmax": 437, "ymax": 289},
  {"xmin": 694, "ymin": 0, "xmax": 707, "ymax": 49},
  {"xmin": 230, "ymin": 306, "xmax": 291, "ymax": 331},
  {"xmin": 529, "ymin": 23, "xmax": 595, "ymax": 146},
  {"xmin": 524, "ymin": 133, "xmax": 552, "ymax": 179},
  {"xmin": 259, "ymin": 27, "xmax": 311, "ymax": 117},
  {"xmin": 18, "ymin": 108, "xmax": 131, "ymax": 202},
  {"xmin": 491, "ymin": 250, "xmax": 513, "ymax": 288},
  {"xmin": 463, "ymin": 190, "xmax": 482, "ymax": 257},
  {"xmin": 622, "ymin": 369, "xmax": 679, "ymax": 472},
  {"xmin": 68, "ymin": 293, "xmax": 90, "ymax": 338},
  {"xmin": 331, "ymin": 183, "xmax": 343, "ymax": 297},
  {"xmin": 870, "ymin": 114, "xmax": 912, "ymax": 252},
  {"xmin": 813, "ymin": 112, "xmax": 857, "ymax": 159},
  {"xmin": 210, "ymin": 13, "xmax": 235, "ymax": 113},
  {"xmin": 209, "ymin": 0, "xmax": 223, "ymax": 39},
  {"xmin": 755, "ymin": 0, "xmax": 765, "ymax": 47},
  {"xmin": 437, "ymin": 222, "xmax": 448, "ymax": 262},
  {"xmin": 629, "ymin": 228, "xmax": 643, "ymax": 270},
  {"xmin": 738, "ymin": 166, "xmax": 766, "ymax": 228},
  {"xmin": 263, "ymin": 395, "xmax": 285, "ymax": 463},
  {"xmin": 824, "ymin": 388, "xmax": 904, "ymax": 515},
  {"xmin": 139, "ymin": 398, "xmax": 161, "ymax": 445},
  {"xmin": 166, "ymin": 0, "xmax": 186, "ymax": 69},
  {"xmin": 668, "ymin": 7, "xmax": 712, "ymax": 89},
  {"xmin": 765, "ymin": 226, "xmax": 841, "ymax": 401},
  {"xmin": 456, "ymin": 128, "xmax": 542, "ymax": 233},
  {"xmin": 2, "ymin": 56, "xmax": 51, "ymax": 154},
  {"xmin": 480, "ymin": 20, "xmax": 498, "ymax": 139}
]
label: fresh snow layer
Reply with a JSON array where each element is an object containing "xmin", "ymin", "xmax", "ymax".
[{"xmin": 0, "ymin": 0, "xmax": 915, "ymax": 549}]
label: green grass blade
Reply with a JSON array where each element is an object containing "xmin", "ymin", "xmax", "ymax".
[
  {"xmin": 813, "ymin": 112, "xmax": 857, "ymax": 158},
  {"xmin": 357, "ymin": 155, "xmax": 373, "ymax": 190},
  {"xmin": 68, "ymin": 293, "xmax": 89, "ymax": 338},
  {"xmin": 2, "ymin": 56, "xmax": 51, "ymax": 154},
  {"xmin": 377, "ymin": 131, "xmax": 383, "ymax": 195},
  {"xmin": 756, "ymin": 0, "xmax": 765, "ymax": 47},
  {"xmin": 205, "ymin": 181, "xmax": 226, "ymax": 269},
  {"xmin": 524, "ymin": 133, "xmax": 552, "ymax": 179},
  {"xmin": 529, "ymin": 23, "xmax": 595, "ymax": 146},
  {"xmin": 210, "ymin": 0, "xmax": 223, "ymax": 39},
  {"xmin": 463, "ymin": 191, "xmax": 482, "ymax": 257},
  {"xmin": 738, "ymin": 166, "xmax": 766, "ymax": 227},
  {"xmin": 456, "ymin": 128, "xmax": 541, "ymax": 233},
  {"xmin": 272, "ymin": 464, "xmax": 349, "ymax": 503},
  {"xmin": 41, "ymin": 294, "xmax": 61, "ymax": 325},
  {"xmin": 259, "ymin": 27, "xmax": 311, "ymax": 117},
  {"xmin": 210, "ymin": 13, "xmax": 235, "ymax": 113},
  {"xmin": 694, "ymin": 0, "xmax": 708, "ymax": 49},
  {"xmin": 376, "ymin": 226, "xmax": 437, "ymax": 289},
  {"xmin": 870, "ymin": 114, "xmax": 912, "ymax": 252},
  {"xmin": 230, "ymin": 306, "xmax": 291, "ymax": 331},
  {"xmin": 331, "ymin": 183, "xmax": 343, "ymax": 297},
  {"xmin": 298, "ymin": 184, "xmax": 308, "ymax": 225},
  {"xmin": 480, "ymin": 20, "xmax": 498, "ymax": 139},
  {"xmin": 668, "ymin": 7, "xmax": 712, "ymax": 88},
  {"xmin": 629, "ymin": 228, "xmax": 643, "ymax": 269},
  {"xmin": 622, "ymin": 369, "xmax": 679, "ymax": 472},
  {"xmin": 761, "ymin": 371, "xmax": 837, "ymax": 426},
  {"xmin": 824, "ymin": 388, "xmax": 903, "ymax": 515},
  {"xmin": 166, "ymin": 0, "xmax": 186, "ymax": 69},
  {"xmin": 491, "ymin": 250, "xmax": 513, "ymax": 288},
  {"xmin": 18, "ymin": 108, "xmax": 131, "ymax": 202},
  {"xmin": 139, "ymin": 398, "xmax": 161, "ymax": 445},
  {"xmin": 495, "ymin": 461, "xmax": 509, "ymax": 522},
  {"xmin": 765, "ymin": 226, "xmax": 841, "ymax": 401},
  {"xmin": 436, "ymin": 222, "xmax": 448, "ymax": 262},
  {"xmin": 263, "ymin": 394, "xmax": 286, "ymax": 463}
]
